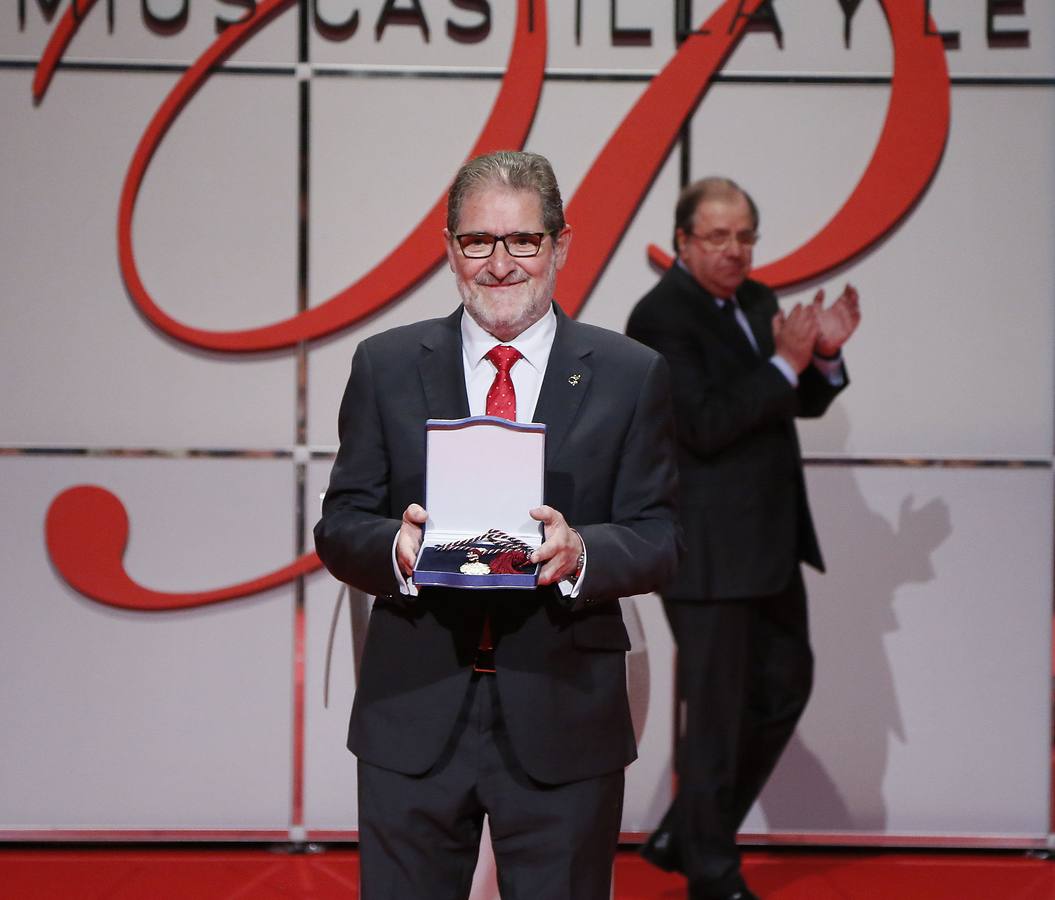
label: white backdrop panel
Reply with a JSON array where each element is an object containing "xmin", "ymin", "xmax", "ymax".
[
  {"xmin": 793, "ymin": 84, "xmax": 1055, "ymax": 460},
  {"xmin": 5, "ymin": 1, "xmax": 1050, "ymax": 77},
  {"xmin": 2, "ymin": 0, "xmax": 298, "ymax": 65},
  {"xmin": 308, "ymin": 74, "xmax": 499, "ymax": 302},
  {"xmin": 526, "ymin": 78, "xmax": 684, "ymax": 338},
  {"xmin": 0, "ymin": 70, "xmax": 298, "ymax": 449},
  {"xmin": 743, "ymin": 463, "xmax": 1053, "ymax": 839},
  {"xmin": 311, "ymin": 0, "xmax": 516, "ymax": 68},
  {"xmin": 545, "ymin": 0, "xmax": 680, "ymax": 73},
  {"xmin": 302, "ymin": 460, "xmax": 361, "ymax": 831},
  {"xmin": 132, "ymin": 73, "xmax": 300, "ymax": 333},
  {"xmin": 924, "ymin": 0, "xmax": 1054, "ymax": 76},
  {"xmin": 0, "ymin": 456, "xmax": 297, "ymax": 831},
  {"xmin": 718, "ymin": 0, "xmax": 1054, "ymax": 78},
  {"xmin": 544, "ymin": 1, "xmax": 1054, "ymax": 77},
  {"xmin": 688, "ymin": 82, "xmax": 1055, "ymax": 459}
]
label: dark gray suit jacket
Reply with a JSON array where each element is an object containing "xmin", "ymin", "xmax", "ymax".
[
  {"xmin": 627, "ymin": 265, "xmax": 844, "ymax": 601},
  {"xmin": 314, "ymin": 304, "xmax": 679, "ymax": 785}
]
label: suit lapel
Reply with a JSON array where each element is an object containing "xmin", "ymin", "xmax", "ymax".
[
  {"xmin": 668, "ymin": 266, "xmax": 755, "ymax": 363},
  {"xmin": 418, "ymin": 308, "xmax": 471, "ymax": 420},
  {"xmin": 533, "ymin": 306, "xmax": 592, "ymax": 464},
  {"xmin": 738, "ymin": 287, "xmax": 774, "ymax": 357},
  {"xmin": 715, "ymin": 298, "xmax": 758, "ymax": 362}
]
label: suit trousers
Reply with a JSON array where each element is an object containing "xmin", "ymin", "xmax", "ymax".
[
  {"xmin": 357, "ymin": 671, "xmax": 625, "ymax": 900},
  {"xmin": 661, "ymin": 571, "xmax": 813, "ymax": 896}
]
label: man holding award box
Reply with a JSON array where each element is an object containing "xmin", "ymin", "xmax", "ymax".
[{"xmin": 315, "ymin": 150, "xmax": 679, "ymax": 900}]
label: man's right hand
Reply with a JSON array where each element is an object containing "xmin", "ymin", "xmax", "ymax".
[
  {"xmin": 396, "ymin": 503, "xmax": 428, "ymax": 577},
  {"xmin": 772, "ymin": 303, "xmax": 818, "ymax": 374}
]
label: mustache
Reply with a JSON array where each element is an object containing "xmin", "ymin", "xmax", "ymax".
[{"xmin": 475, "ymin": 269, "xmax": 528, "ymax": 287}]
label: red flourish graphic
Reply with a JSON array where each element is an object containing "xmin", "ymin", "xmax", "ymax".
[
  {"xmin": 45, "ymin": 485, "xmax": 320, "ymax": 610},
  {"xmin": 37, "ymin": 0, "xmax": 949, "ymax": 610}
]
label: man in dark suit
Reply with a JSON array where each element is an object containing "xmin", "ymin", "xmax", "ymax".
[
  {"xmin": 314, "ymin": 150, "xmax": 680, "ymax": 900},
  {"xmin": 626, "ymin": 177, "xmax": 860, "ymax": 900}
]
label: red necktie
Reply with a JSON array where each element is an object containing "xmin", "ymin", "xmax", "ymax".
[
  {"xmin": 476, "ymin": 345, "xmax": 523, "ymax": 670},
  {"xmin": 485, "ymin": 345, "xmax": 522, "ymax": 420}
]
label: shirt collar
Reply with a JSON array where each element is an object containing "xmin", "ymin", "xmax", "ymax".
[
  {"xmin": 461, "ymin": 305, "xmax": 556, "ymax": 375},
  {"xmin": 675, "ymin": 258, "xmax": 735, "ymax": 306}
]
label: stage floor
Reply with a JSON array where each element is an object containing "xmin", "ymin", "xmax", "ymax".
[{"xmin": 2, "ymin": 845, "xmax": 1053, "ymax": 899}]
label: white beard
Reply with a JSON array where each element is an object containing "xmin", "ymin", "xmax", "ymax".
[{"xmin": 457, "ymin": 255, "xmax": 558, "ymax": 341}]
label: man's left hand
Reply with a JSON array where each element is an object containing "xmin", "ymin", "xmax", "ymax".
[
  {"xmin": 529, "ymin": 505, "xmax": 584, "ymax": 586},
  {"xmin": 812, "ymin": 283, "xmax": 861, "ymax": 357}
]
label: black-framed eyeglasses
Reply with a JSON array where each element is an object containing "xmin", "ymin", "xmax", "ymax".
[
  {"xmin": 686, "ymin": 229, "xmax": 759, "ymax": 251},
  {"xmin": 453, "ymin": 231, "xmax": 554, "ymax": 259}
]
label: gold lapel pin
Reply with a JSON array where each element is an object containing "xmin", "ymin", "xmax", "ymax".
[{"xmin": 568, "ymin": 373, "xmax": 582, "ymax": 386}]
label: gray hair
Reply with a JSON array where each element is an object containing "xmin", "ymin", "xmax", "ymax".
[
  {"xmin": 673, "ymin": 177, "xmax": 759, "ymax": 251},
  {"xmin": 447, "ymin": 150, "xmax": 566, "ymax": 235}
]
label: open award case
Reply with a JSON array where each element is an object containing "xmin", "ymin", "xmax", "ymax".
[{"xmin": 412, "ymin": 416, "xmax": 546, "ymax": 589}]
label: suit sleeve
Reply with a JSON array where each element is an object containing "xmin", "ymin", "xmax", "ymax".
[
  {"xmin": 313, "ymin": 341, "xmax": 405, "ymax": 598},
  {"xmin": 797, "ymin": 361, "xmax": 847, "ymax": 419},
  {"xmin": 570, "ymin": 353, "xmax": 681, "ymax": 611}
]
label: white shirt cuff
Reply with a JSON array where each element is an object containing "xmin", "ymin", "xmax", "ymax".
[
  {"xmin": 769, "ymin": 354, "xmax": 798, "ymax": 387},
  {"xmin": 812, "ymin": 352, "xmax": 846, "ymax": 386},
  {"xmin": 391, "ymin": 531, "xmax": 419, "ymax": 597}
]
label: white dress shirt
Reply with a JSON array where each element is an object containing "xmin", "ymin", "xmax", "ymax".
[{"xmin": 460, "ymin": 305, "xmax": 556, "ymax": 421}]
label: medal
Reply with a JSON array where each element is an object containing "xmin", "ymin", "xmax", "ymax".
[
  {"xmin": 437, "ymin": 529, "xmax": 535, "ymax": 575},
  {"xmin": 459, "ymin": 549, "xmax": 492, "ymax": 575}
]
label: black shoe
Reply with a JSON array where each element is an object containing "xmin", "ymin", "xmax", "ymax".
[
  {"xmin": 638, "ymin": 827, "xmax": 682, "ymax": 873},
  {"xmin": 689, "ymin": 882, "xmax": 760, "ymax": 900}
]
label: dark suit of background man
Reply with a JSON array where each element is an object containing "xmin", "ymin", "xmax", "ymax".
[
  {"xmin": 314, "ymin": 150, "xmax": 680, "ymax": 900},
  {"xmin": 626, "ymin": 177, "xmax": 861, "ymax": 900}
]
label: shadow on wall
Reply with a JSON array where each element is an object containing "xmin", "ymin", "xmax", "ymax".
[{"xmin": 758, "ymin": 404, "xmax": 952, "ymax": 833}]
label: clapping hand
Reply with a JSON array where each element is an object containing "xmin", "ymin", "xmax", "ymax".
[
  {"xmin": 772, "ymin": 303, "xmax": 819, "ymax": 374},
  {"xmin": 812, "ymin": 283, "xmax": 861, "ymax": 358}
]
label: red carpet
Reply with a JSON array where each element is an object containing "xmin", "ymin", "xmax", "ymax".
[
  {"xmin": 620, "ymin": 850, "xmax": 1055, "ymax": 899},
  {"xmin": 2, "ymin": 846, "xmax": 1053, "ymax": 899}
]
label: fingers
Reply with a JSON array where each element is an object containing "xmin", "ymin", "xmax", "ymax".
[
  {"xmin": 403, "ymin": 503, "xmax": 428, "ymax": 526},
  {"xmin": 770, "ymin": 309, "xmax": 785, "ymax": 339},
  {"xmin": 843, "ymin": 284, "xmax": 861, "ymax": 321},
  {"xmin": 529, "ymin": 505, "xmax": 580, "ymax": 585},
  {"xmin": 834, "ymin": 283, "xmax": 860, "ymax": 312},
  {"xmin": 785, "ymin": 302, "xmax": 819, "ymax": 336},
  {"xmin": 529, "ymin": 504, "xmax": 557, "ymax": 526},
  {"xmin": 396, "ymin": 503, "xmax": 428, "ymax": 576},
  {"xmin": 829, "ymin": 283, "xmax": 861, "ymax": 332},
  {"xmin": 774, "ymin": 303, "xmax": 819, "ymax": 373}
]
